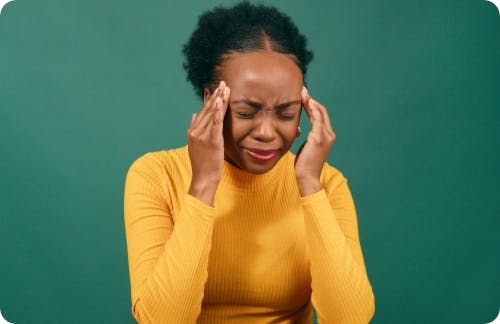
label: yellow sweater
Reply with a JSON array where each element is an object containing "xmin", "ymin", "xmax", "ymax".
[{"xmin": 123, "ymin": 145, "xmax": 375, "ymax": 323}]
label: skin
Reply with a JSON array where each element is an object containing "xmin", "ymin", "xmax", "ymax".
[
  {"xmin": 187, "ymin": 50, "xmax": 336, "ymax": 206},
  {"xmin": 219, "ymin": 51, "xmax": 303, "ymax": 175}
]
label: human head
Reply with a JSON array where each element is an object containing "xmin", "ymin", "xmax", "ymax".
[{"xmin": 182, "ymin": 1, "xmax": 314, "ymax": 174}]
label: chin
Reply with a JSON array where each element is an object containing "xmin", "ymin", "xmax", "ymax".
[{"xmin": 241, "ymin": 156, "xmax": 282, "ymax": 174}]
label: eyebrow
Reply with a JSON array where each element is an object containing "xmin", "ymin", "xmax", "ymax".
[{"xmin": 230, "ymin": 99, "xmax": 302, "ymax": 110}]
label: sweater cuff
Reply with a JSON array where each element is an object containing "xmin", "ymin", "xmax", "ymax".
[
  {"xmin": 185, "ymin": 193, "xmax": 216, "ymax": 220},
  {"xmin": 299, "ymin": 188, "xmax": 328, "ymax": 205}
]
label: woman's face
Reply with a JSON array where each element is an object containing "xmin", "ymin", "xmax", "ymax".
[{"xmin": 205, "ymin": 50, "xmax": 303, "ymax": 174}]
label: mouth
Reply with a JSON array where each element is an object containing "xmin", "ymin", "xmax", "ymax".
[{"xmin": 243, "ymin": 148, "xmax": 280, "ymax": 162}]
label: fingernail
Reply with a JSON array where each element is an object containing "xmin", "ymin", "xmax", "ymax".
[
  {"xmin": 303, "ymin": 86, "xmax": 309, "ymax": 96},
  {"xmin": 224, "ymin": 87, "xmax": 230, "ymax": 96}
]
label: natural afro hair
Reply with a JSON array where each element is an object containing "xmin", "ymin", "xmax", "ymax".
[{"xmin": 182, "ymin": 1, "xmax": 314, "ymax": 99}]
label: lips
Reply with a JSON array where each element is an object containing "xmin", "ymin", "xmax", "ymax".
[{"xmin": 243, "ymin": 148, "xmax": 280, "ymax": 162}]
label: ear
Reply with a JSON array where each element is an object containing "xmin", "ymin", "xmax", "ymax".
[{"xmin": 203, "ymin": 88, "xmax": 211, "ymax": 105}]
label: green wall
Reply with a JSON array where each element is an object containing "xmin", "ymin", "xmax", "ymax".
[{"xmin": 1, "ymin": 0, "xmax": 498, "ymax": 323}]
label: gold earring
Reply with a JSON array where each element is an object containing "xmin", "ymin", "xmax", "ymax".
[{"xmin": 297, "ymin": 126, "xmax": 302, "ymax": 136}]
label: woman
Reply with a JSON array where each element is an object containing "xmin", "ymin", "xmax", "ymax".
[{"xmin": 124, "ymin": 2, "xmax": 375, "ymax": 323}]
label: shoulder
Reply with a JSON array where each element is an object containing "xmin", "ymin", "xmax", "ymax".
[
  {"xmin": 124, "ymin": 146, "xmax": 191, "ymax": 208},
  {"xmin": 126, "ymin": 145, "xmax": 191, "ymax": 184},
  {"xmin": 128, "ymin": 145, "xmax": 190, "ymax": 172},
  {"xmin": 124, "ymin": 146, "xmax": 191, "ymax": 215}
]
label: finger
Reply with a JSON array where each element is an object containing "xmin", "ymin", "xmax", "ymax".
[
  {"xmin": 190, "ymin": 113, "xmax": 197, "ymax": 126},
  {"xmin": 305, "ymin": 98, "xmax": 329, "ymax": 142},
  {"xmin": 301, "ymin": 87, "xmax": 316, "ymax": 126},
  {"xmin": 203, "ymin": 85, "xmax": 221, "ymax": 110},
  {"xmin": 195, "ymin": 95, "xmax": 222, "ymax": 130},
  {"xmin": 211, "ymin": 97, "xmax": 225, "ymax": 137},
  {"xmin": 303, "ymin": 88, "xmax": 334, "ymax": 136},
  {"xmin": 301, "ymin": 87, "xmax": 336, "ymax": 146},
  {"xmin": 191, "ymin": 94, "xmax": 216, "ymax": 128},
  {"xmin": 202, "ymin": 84, "xmax": 229, "ymax": 130},
  {"xmin": 308, "ymin": 101, "xmax": 323, "ymax": 129},
  {"xmin": 310, "ymin": 99, "xmax": 334, "ymax": 133},
  {"xmin": 213, "ymin": 86, "xmax": 231, "ymax": 135},
  {"xmin": 214, "ymin": 96, "xmax": 223, "ymax": 124},
  {"xmin": 309, "ymin": 106, "xmax": 323, "ymax": 138},
  {"xmin": 195, "ymin": 81, "xmax": 225, "ymax": 117},
  {"xmin": 221, "ymin": 85, "xmax": 230, "ymax": 117},
  {"xmin": 210, "ymin": 85, "xmax": 230, "ymax": 127},
  {"xmin": 192, "ymin": 82, "xmax": 225, "ymax": 128},
  {"xmin": 301, "ymin": 86, "xmax": 312, "ymax": 116},
  {"xmin": 309, "ymin": 100, "xmax": 336, "ymax": 145},
  {"xmin": 206, "ymin": 81, "xmax": 225, "ymax": 105},
  {"xmin": 202, "ymin": 85, "xmax": 230, "ymax": 140}
]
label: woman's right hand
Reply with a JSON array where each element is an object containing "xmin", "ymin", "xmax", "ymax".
[{"xmin": 187, "ymin": 81, "xmax": 230, "ymax": 206}]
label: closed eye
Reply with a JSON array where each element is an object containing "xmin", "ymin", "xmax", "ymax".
[
  {"xmin": 277, "ymin": 112, "xmax": 295, "ymax": 120},
  {"xmin": 237, "ymin": 111, "xmax": 257, "ymax": 118},
  {"xmin": 277, "ymin": 105, "xmax": 300, "ymax": 120}
]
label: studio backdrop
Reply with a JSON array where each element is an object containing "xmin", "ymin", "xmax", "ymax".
[{"xmin": 0, "ymin": 0, "xmax": 498, "ymax": 323}]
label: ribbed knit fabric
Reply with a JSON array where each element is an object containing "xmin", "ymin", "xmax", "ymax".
[{"xmin": 123, "ymin": 145, "xmax": 375, "ymax": 324}]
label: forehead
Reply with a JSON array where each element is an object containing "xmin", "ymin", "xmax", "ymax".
[{"xmin": 220, "ymin": 51, "xmax": 303, "ymax": 102}]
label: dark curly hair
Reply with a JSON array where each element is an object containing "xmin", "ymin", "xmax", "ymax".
[{"xmin": 182, "ymin": 1, "xmax": 314, "ymax": 99}]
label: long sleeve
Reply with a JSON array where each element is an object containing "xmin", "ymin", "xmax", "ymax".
[
  {"xmin": 123, "ymin": 155, "xmax": 215, "ymax": 323},
  {"xmin": 300, "ymin": 175, "xmax": 375, "ymax": 323}
]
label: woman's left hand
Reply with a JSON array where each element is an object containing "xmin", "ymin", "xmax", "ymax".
[{"xmin": 295, "ymin": 86, "xmax": 336, "ymax": 196}]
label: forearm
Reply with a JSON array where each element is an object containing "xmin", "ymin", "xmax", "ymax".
[
  {"xmin": 301, "ymin": 189, "xmax": 375, "ymax": 323},
  {"xmin": 126, "ymin": 194, "xmax": 215, "ymax": 324}
]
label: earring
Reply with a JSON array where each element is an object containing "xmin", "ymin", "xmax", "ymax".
[{"xmin": 297, "ymin": 126, "xmax": 302, "ymax": 136}]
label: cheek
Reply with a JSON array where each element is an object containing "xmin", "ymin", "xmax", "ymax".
[
  {"xmin": 279, "ymin": 122, "xmax": 300, "ymax": 142},
  {"xmin": 223, "ymin": 116, "xmax": 249, "ymax": 141}
]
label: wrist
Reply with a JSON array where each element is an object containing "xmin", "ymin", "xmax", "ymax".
[
  {"xmin": 296, "ymin": 178, "xmax": 322, "ymax": 196},
  {"xmin": 188, "ymin": 179, "xmax": 219, "ymax": 206}
]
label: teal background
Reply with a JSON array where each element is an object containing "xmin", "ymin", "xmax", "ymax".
[{"xmin": 1, "ymin": 0, "xmax": 499, "ymax": 323}]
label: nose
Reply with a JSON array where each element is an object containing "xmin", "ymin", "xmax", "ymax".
[{"xmin": 252, "ymin": 112, "xmax": 276, "ymax": 142}]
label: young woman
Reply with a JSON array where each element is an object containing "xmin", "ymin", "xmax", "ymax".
[{"xmin": 124, "ymin": 2, "xmax": 375, "ymax": 323}]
